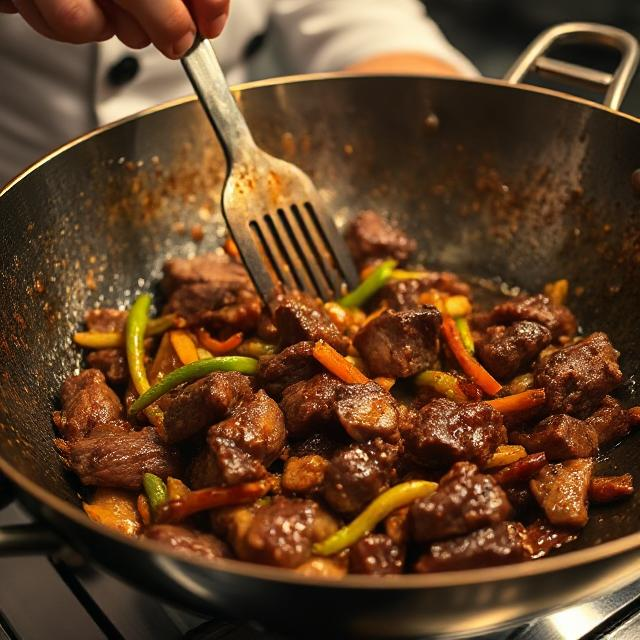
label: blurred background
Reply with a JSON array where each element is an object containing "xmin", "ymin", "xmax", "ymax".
[{"xmin": 423, "ymin": 0, "xmax": 640, "ymax": 116}]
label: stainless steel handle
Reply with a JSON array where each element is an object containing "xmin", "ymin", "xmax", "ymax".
[
  {"xmin": 504, "ymin": 22, "xmax": 639, "ymax": 110},
  {"xmin": 181, "ymin": 35, "xmax": 257, "ymax": 166}
]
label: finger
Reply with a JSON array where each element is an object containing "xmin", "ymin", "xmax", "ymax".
[
  {"xmin": 97, "ymin": 1, "xmax": 149, "ymax": 49},
  {"xmin": 0, "ymin": 1, "xmax": 18, "ymax": 14},
  {"xmin": 31, "ymin": 0, "xmax": 112, "ymax": 43},
  {"xmin": 112, "ymin": 0, "xmax": 195, "ymax": 59},
  {"xmin": 11, "ymin": 0, "xmax": 56, "ymax": 38},
  {"xmin": 190, "ymin": 0, "xmax": 229, "ymax": 38}
]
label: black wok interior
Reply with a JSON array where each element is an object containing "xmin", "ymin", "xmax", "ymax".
[{"xmin": 1, "ymin": 75, "xmax": 640, "ymax": 555}]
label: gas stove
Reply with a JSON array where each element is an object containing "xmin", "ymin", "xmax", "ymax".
[{"xmin": 1, "ymin": 502, "xmax": 639, "ymax": 640}]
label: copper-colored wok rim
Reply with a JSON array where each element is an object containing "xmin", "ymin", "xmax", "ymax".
[{"xmin": 2, "ymin": 72, "xmax": 640, "ymax": 589}]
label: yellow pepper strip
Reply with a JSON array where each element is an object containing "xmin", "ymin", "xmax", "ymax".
[
  {"xmin": 444, "ymin": 295, "xmax": 472, "ymax": 318},
  {"xmin": 484, "ymin": 445, "xmax": 527, "ymax": 469},
  {"xmin": 374, "ymin": 377, "xmax": 396, "ymax": 392},
  {"xmin": 313, "ymin": 480, "xmax": 438, "ymax": 556},
  {"xmin": 414, "ymin": 370, "xmax": 467, "ymax": 403},
  {"xmin": 167, "ymin": 477, "xmax": 190, "ymax": 502},
  {"xmin": 455, "ymin": 317, "xmax": 475, "ymax": 355},
  {"xmin": 74, "ymin": 314, "xmax": 177, "ymax": 349},
  {"xmin": 169, "ymin": 330, "xmax": 199, "ymax": 365},
  {"xmin": 389, "ymin": 269, "xmax": 431, "ymax": 280},
  {"xmin": 544, "ymin": 278, "xmax": 569, "ymax": 306}
]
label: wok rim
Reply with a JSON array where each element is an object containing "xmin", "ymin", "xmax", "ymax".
[{"xmin": 2, "ymin": 71, "xmax": 640, "ymax": 590}]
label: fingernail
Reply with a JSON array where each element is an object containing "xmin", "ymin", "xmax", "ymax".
[{"xmin": 171, "ymin": 29, "xmax": 196, "ymax": 59}]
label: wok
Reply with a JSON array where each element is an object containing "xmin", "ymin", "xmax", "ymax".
[{"xmin": 1, "ymin": 22, "xmax": 640, "ymax": 638}]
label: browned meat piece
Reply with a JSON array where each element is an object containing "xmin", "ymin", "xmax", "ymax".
[
  {"xmin": 586, "ymin": 396, "xmax": 630, "ymax": 446},
  {"xmin": 280, "ymin": 373, "xmax": 344, "ymax": 438},
  {"xmin": 85, "ymin": 308, "xmax": 127, "ymax": 333},
  {"xmin": 162, "ymin": 252, "xmax": 252, "ymax": 295},
  {"xmin": 534, "ymin": 333, "xmax": 623, "ymax": 417},
  {"xmin": 476, "ymin": 321, "xmax": 551, "ymax": 380},
  {"xmin": 349, "ymin": 533, "xmax": 404, "ymax": 575},
  {"xmin": 345, "ymin": 210, "xmax": 416, "ymax": 268},
  {"xmin": 272, "ymin": 293, "xmax": 349, "ymax": 353},
  {"xmin": 410, "ymin": 462, "xmax": 512, "ymax": 543},
  {"xmin": 589, "ymin": 474, "xmax": 634, "ymax": 503},
  {"xmin": 530, "ymin": 459, "xmax": 593, "ymax": 527},
  {"xmin": 145, "ymin": 524, "xmax": 231, "ymax": 561},
  {"xmin": 335, "ymin": 382, "xmax": 400, "ymax": 443},
  {"xmin": 491, "ymin": 453, "xmax": 547, "ymax": 486},
  {"xmin": 510, "ymin": 415, "xmax": 598, "ymax": 462},
  {"xmin": 282, "ymin": 455, "xmax": 328, "ymax": 495},
  {"xmin": 385, "ymin": 507, "xmax": 410, "ymax": 545},
  {"xmin": 295, "ymin": 557, "xmax": 348, "ymax": 578},
  {"xmin": 60, "ymin": 427, "xmax": 181, "ymax": 489},
  {"xmin": 323, "ymin": 438, "xmax": 399, "ymax": 514},
  {"xmin": 415, "ymin": 522, "xmax": 529, "ymax": 572},
  {"xmin": 524, "ymin": 520, "xmax": 577, "ymax": 559},
  {"xmin": 353, "ymin": 306, "xmax": 442, "ymax": 378},
  {"xmin": 165, "ymin": 282, "xmax": 262, "ymax": 332},
  {"xmin": 504, "ymin": 486, "xmax": 537, "ymax": 514},
  {"xmin": 54, "ymin": 369, "xmax": 123, "ymax": 441},
  {"xmin": 236, "ymin": 496, "xmax": 337, "ymax": 568},
  {"xmin": 86, "ymin": 349, "xmax": 128, "ymax": 386},
  {"xmin": 374, "ymin": 274, "xmax": 470, "ymax": 311},
  {"xmin": 403, "ymin": 399, "xmax": 506, "ymax": 469},
  {"xmin": 489, "ymin": 294, "xmax": 577, "ymax": 340},
  {"xmin": 162, "ymin": 372, "xmax": 253, "ymax": 444},
  {"xmin": 289, "ymin": 432, "xmax": 343, "ymax": 459},
  {"xmin": 257, "ymin": 341, "xmax": 321, "ymax": 398}
]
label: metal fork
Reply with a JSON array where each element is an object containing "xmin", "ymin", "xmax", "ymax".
[{"xmin": 181, "ymin": 36, "xmax": 359, "ymax": 301}]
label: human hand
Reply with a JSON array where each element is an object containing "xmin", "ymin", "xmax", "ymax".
[
  {"xmin": 345, "ymin": 52, "xmax": 462, "ymax": 77},
  {"xmin": 0, "ymin": 0, "xmax": 229, "ymax": 58}
]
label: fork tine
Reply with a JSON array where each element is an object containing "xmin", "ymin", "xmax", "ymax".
[
  {"xmin": 231, "ymin": 224, "xmax": 278, "ymax": 301},
  {"xmin": 249, "ymin": 218, "xmax": 297, "ymax": 292}
]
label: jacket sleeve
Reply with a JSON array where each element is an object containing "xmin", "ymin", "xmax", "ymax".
[{"xmin": 269, "ymin": 0, "xmax": 477, "ymax": 76}]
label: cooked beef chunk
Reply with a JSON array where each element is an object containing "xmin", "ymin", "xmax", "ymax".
[
  {"xmin": 162, "ymin": 252, "xmax": 252, "ymax": 295},
  {"xmin": 236, "ymin": 496, "xmax": 337, "ymax": 568},
  {"xmin": 54, "ymin": 369, "xmax": 123, "ymax": 441},
  {"xmin": 346, "ymin": 210, "xmax": 416, "ymax": 268},
  {"xmin": 282, "ymin": 455, "xmax": 328, "ymax": 495},
  {"xmin": 410, "ymin": 462, "xmax": 512, "ymax": 543},
  {"xmin": 524, "ymin": 520, "xmax": 577, "ymax": 559},
  {"xmin": 476, "ymin": 321, "xmax": 551, "ymax": 380},
  {"xmin": 586, "ymin": 396, "xmax": 630, "ymax": 446},
  {"xmin": 353, "ymin": 306, "xmax": 442, "ymax": 378},
  {"xmin": 530, "ymin": 459, "xmax": 593, "ymax": 528},
  {"xmin": 273, "ymin": 293, "xmax": 349, "ymax": 353},
  {"xmin": 336, "ymin": 382, "xmax": 400, "ymax": 443},
  {"xmin": 257, "ymin": 341, "xmax": 321, "ymax": 398},
  {"xmin": 288, "ymin": 431, "xmax": 343, "ymax": 459},
  {"xmin": 349, "ymin": 533, "xmax": 404, "ymax": 575},
  {"xmin": 589, "ymin": 474, "xmax": 634, "ymax": 503},
  {"xmin": 85, "ymin": 308, "xmax": 127, "ymax": 333},
  {"xmin": 403, "ymin": 399, "xmax": 506, "ymax": 468},
  {"xmin": 145, "ymin": 525, "xmax": 231, "ymax": 560},
  {"xmin": 61, "ymin": 427, "xmax": 181, "ymax": 489},
  {"xmin": 504, "ymin": 486, "xmax": 537, "ymax": 514},
  {"xmin": 415, "ymin": 522, "xmax": 529, "ymax": 572},
  {"xmin": 375, "ymin": 274, "xmax": 470, "ymax": 311},
  {"xmin": 385, "ymin": 507, "xmax": 410, "ymax": 545},
  {"xmin": 323, "ymin": 438, "xmax": 399, "ymax": 514},
  {"xmin": 163, "ymin": 372, "xmax": 253, "ymax": 444},
  {"xmin": 295, "ymin": 557, "xmax": 348, "ymax": 578},
  {"xmin": 280, "ymin": 373, "xmax": 344, "ymax": 438},
  {"xmin": 510, "ymin": 415, "xmax": 598, "ymax": 461},
  {"xmin": 534, "ymin": 333, "xmax": 623, "ymax": 417},
  {"xmin": 86, "ymin": 349, "xmax": 128, "ymax": 386},
  {"xmin": 489, "ymin": 294, "xmax": 577, "ymax": 340},
  {"xmin": 491, "ymin": 453, "xmax": 547, "ymax": 486},
  {"xmin": 165, "ymin": 282, "xmax": 262, "ymax": 332}
]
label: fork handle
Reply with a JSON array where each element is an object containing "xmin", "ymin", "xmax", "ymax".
[{"xmin": 181, "ymin": 35, "xmax": 256, "ymax": 165}]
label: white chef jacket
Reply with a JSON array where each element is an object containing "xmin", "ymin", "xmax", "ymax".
[{"xmin": 0, "ymin": 0, "xmax": 475, "ymax": 186}]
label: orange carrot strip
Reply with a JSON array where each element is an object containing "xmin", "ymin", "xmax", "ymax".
[
  {"xmin": 169, "ymin": 330, "xmax": 199, "ymax": 365},
  {"xmin": 312, "ymin": 340, "xmax": 370, "ymax": 384},
  {"xmin": 486, "ymin": 389, "xmax": 546, "ymax": 413},
  {"xmin": 196, "ymin": 328, "xmax": 244, "ymax": 355},
  {"xmin": 224, "ymin": 237, "xmax": 240, "ymax": 258},
  {"xmin": 441, "ymin": 315, "xmax": 502, "ymax": 396}
]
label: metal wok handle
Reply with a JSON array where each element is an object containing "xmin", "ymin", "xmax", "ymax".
[{"xmin": 504, "ymin": 22, "xmax": 639, "ymax": 111}]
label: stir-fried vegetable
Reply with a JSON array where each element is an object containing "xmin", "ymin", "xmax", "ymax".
[
  {"xmin": 544, "ymin": 278, "xmax": 569, "ymax": 306},
  {"xmin": 313, "ymin": 480, "xmax": 438, "ymax": 556},
  {"xmin": 169, "ymin": 330, "xmax": 199, "ymax": 365},
  {"xmin": 339, "ymin": 259, "xmax": 397, "ymax": 308},
  {"xmin": 484, "ymin": 445, "xmax": 527, "ymax": 469},
  {"xmin": 389, "ymin": 269, "xmax": 430, "ymax": 280},
  {"xmin": 441, "ymin": 315, "xmax": 502, "ymax": 396},
  {"xmin": 455, "ymin": 317, "xmax": 475, "ymax": 354},
  {"xmin": 487, "ymin": 389, "xmax": 546, "ymax": 413},
  {"xmin": 235, "ymin": 338, "xmax": 277, "ymax": 358},
  {"xmin": 166, "ymin": 477, "xmax": 190, "ymax": 502},
  {"xmin": 156, "ymin": 480, "xmax": 271, "ymax": 524},
  {"xmin": 312, "ymin": 340, "xmax": 370, "ymax": 384},
  {"xmin": 415, "ymin": 370, "xmax": 467, "ymax": 403},
  {"xmin": 128, "ymin": 355, "xmax": 259, "ymax": 415},
  {"xmin": 443, "ymin": 295, "xmax": 472, "ymax": 318},
  {"xmin": 84, "ymin": 488, "xmax": 141, "ymax": 536},
  {"xmin": 143, "ymin": 473, "xmax": 169, "ymax": 515},
  {"xmin": 74, "ymin": 314, "xmax": 178, "ymax": 349},
  {"xmin": 196, "ymin": 328, "xmax": 243, "ymax": 355}
]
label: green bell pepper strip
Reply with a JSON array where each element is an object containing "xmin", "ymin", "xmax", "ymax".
[
  {"xmin": 74, "ymin": 314, "xmax": 177, "ymax": 349},
  {"xmin": 128, "ymin": 356, "xmax": 259, "ymax": 415},
  {"xmin": 126, "ymin": 293, "xmax": 153, "ymax": 396},
  {"xmin": 313, "ymin": 480, "xmax": 438, "ymax": 556},
  {"xmin": 339, "ymin": 259, "xmax": 397, "ymax": 308},
  {"xmin": 414, "ymin": 370, "xmax": 467, "ymax": 403},
  {"xmin": 143, "ymin": 473, "xmax": 168, "ymax": 514},
  {"xmin": 455, "ymin": 317, "xmax": 475, "ymax": 355}
]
